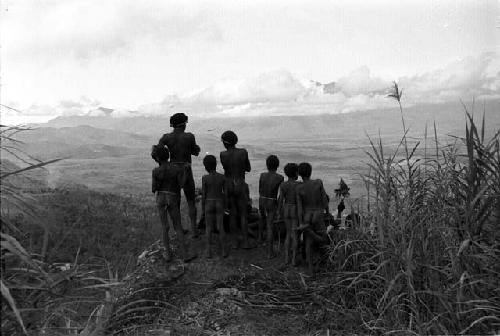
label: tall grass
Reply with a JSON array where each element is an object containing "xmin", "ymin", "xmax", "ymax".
[
  {"xmin": 1, "ymin": 125, "xmax": 122, "ymax": 335},
  {"xmin": 327, "ymin": 88, "xmax": 500, "ymax": 334}
]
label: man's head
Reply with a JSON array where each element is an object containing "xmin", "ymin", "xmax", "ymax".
[
  {"xmin": 284, "ymin": 163, "xmax": 298, "ymax": 180},
  {"xmin": 221, "ymin": 130, "xmax": 238, "ymax": 149},
  {"xmin": 170, "ymin": 113, "xmax": 188, "ymax": 130},
  {"xmin": 203, "ymin": 155, "xmax": 217, "ymax": 172},
  {"xmin": 298, "ymin": 162, "xmax": 312, "ymax": 179},
  {"xmin": 152, "ymin": 144, "xmax": 169, "ymax": 163},
  {"xmin": 266, "ymin": 155, "xmax": 279, "ymax": 171}
]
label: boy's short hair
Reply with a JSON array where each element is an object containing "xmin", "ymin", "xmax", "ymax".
[
  {"xmin": 152, "ymin": 144, "xmax": 169, "ymax": 162},
  {"xmin": 298, "ymin": 162, "xmax": 312, "ymax": 178},
  {"xmin": 203, "ymin": 155, "xmax": 217, "ymax": 171},
  {"xmin": 266, "ymin": 155, "xmax": 280, "ymax": 170},
  {"xmin": 170, "ymin": 113, "xmax": 188, "ymax": 127},
  {"xmin": 221, "ymin": 130, "xmax": 238, "ymax": 146},
  {"xmin": 284, "ymin": 163, "xmax": 298, "ymax": 178}
]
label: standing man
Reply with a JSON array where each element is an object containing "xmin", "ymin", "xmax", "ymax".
[
  {"xmin": 220, "ymin": 130, "xmax": 254, "ymax": 249},
  {"xmin": 158, "ymin": 113, "xmax": 201, "ymax": 238}
]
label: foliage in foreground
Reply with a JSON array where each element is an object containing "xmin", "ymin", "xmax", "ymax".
[{"xmin": 326, "ymin": 93, "xmax": 500, "ymax": 334}]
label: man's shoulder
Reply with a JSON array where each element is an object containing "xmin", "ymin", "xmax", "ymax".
[{"xmin": 237, "ymin": 148, "xmax": 248, "ymax": 154}]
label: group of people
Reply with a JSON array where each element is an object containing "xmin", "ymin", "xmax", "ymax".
[{"xmin": 152, "ymin": 113, "xmax": 330, "ymax": 273}]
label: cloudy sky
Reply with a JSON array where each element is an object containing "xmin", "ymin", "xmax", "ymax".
[{"xmin": 1, "ymin": 0, "xmax": 499, "ymax": 124}]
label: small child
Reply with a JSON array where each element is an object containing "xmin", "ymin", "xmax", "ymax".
[
  {"xmin": 296, "ymin": 162, "xmax": 330, "ymax": 275},
  {"xmin": 259, "ymin": 155, "xmax": 284, "ymax": 259},
  {"xmin": 201, "ymin": 155, "xmax": 227, "ymax": 258},
  {"xmin": 152, "ymin": 145, "xmax": 195, "ymax": 263},
  {"xmin": 277, "ymin": 163, "xmax": 300, "ymax": 265}
]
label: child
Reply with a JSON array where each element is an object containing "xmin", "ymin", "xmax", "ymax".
[
  {"xmin": 220, "ymin": 130, "xmax": 254, "ymax": 249},
  {"xmin": 259, "ymin": 155, "xmax": 284, "ymax": 259},
  {"xmin": 152, "ymin": 145, "xmax": 195, "ymax": 263},
  {"xmin": 201, "ymin": 155, "xmax": 227, "ymax": 258},
  {"xmin": 296, "ymin": 162, "xmax": 330, "ymax": 275},
  {"xmin": 277, "ymin": 163, "xmax": 300, "ymax": 265}
]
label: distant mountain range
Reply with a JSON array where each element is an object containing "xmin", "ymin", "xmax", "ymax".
[{"xmin": 38, "ymin": 99, "xmax": 500, "ymax": 142}]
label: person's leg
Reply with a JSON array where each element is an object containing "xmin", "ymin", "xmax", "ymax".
[
  {"xmin": 283, "ymin": 208, "xmax": 292, "ymax": 264},
  {"xmin": 303, "ymin": 210, "xmax": 315, "ymax": 275},
  {"xmin": 258, "ymin": 198, "xmax": 267, "ymax": 243},
  {"xmin": 215, "ymin": 200, "xmax": 227, "ymax": 257},
  {"xmin": 205, "ymin": 200, "xmax": 215, "ymax": 258},
  {"xmin": 183, "ymin": 170, "xmax": 198, "ymax": 238},
  {"xmin": 238, "ymin": 183, "xmax": 254, "ymax": 249},
  {"xmin": 168, "ymin": 195, "xmax": 194, "ymax": 262},
  {"xmin": 156, "ymin": 193, "xmax": 171, "ymax": 261},
  {"xmin": 290, "ymin": 213, "xmax": 299, "ymax": 266},
  {"xmin": 266, "ymin": 201, "xmax": 278, "ymax": 258}
]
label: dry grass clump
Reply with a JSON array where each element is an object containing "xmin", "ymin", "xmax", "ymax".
[{"xmin": 326, "ymin": 89, "xmax": 500, "ymax": 334}]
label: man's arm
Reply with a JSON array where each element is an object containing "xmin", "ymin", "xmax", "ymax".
[
  {"xmin": 319, "ymin": 180, "xmax": 330, "ymax": 213},
  {"xmin": 258, "ymin": 173, "xmax": 263, "ymax": 196},
  {"xmin": 220, "ymin": 152, "xmax": 227, "ymax": 175},
  {"xmin": 152, "ymin": 170, "xmax": 157, "ymax": 193},
  {"xmin": 201, "ymin": 177, "xmax": 207, "ymax": 214},
  {"xmin": 190, "ymin": 134, "xmax": 201, "ymax": 157},
  {"xmin": 277, "ymin": 183, "xmax": 284, "ymax": 219},
  {"xmin": 222, "ymin": 177, "xmax": 228, "ymax": 212},
  {"xmin": 244, "ymin": 150, "xmax": 251, "ymax": 173},
  {"xmin": 296, "ymin": 189, "xmax": 304, "ymax": 226},
  {"xmin": 157, "ymin": 134, "xmax": 167, "ymax": 147}
]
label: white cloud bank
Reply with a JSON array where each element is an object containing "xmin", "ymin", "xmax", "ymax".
[{"xmin": 2, "ymin": 52, "xmax": 499, "ymax": 124}]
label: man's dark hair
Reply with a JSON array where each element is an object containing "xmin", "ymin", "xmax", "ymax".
[
  {"xmin": 298, "ymin": 162, "xmax": 312, "ymax": 178},
  {"xmin": 152, "ymin": 145, "xmax": 169, "ymax": 163},
  {"xmin": 266, "ymin": 155, "xmax": 279, "ymax": 170},
  {"xmin": 221, "ymin": 130, "xmax": 238, "ymax": 146},
  {"xmin": 284, "ymin": 163, "xmax": 298, "ymax": 178},
  {"xmin": 203, "ymin": 155, "xmax": 217, "ymax": 171},
  {"xmin": 170, "ymin": 113, "xmax": 188, "ymax": 128}
]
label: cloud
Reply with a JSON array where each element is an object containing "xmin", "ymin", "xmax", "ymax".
[
  {"xmin": 143, "ymin": 52, "xmax": 499, "ymax": 117},
  {"xmin": 4, "ymin": 52, "xmax": 498, "ymax": 124},
  {"xmin": 400, "ymin": 52, "xmax": 500, "ymax": 103},
  {"xmin": 3, "ymin": 0, "xmax": 223, "ymax": 61}
]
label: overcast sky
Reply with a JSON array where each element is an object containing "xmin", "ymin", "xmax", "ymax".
[{"xmin": 1, "ymin": 0, "xmax": 499, "ymax": 123}]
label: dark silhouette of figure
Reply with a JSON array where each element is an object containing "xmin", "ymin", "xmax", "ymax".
[
  {"xmin": 277, "ymin": 163, "xmax": 300, "ymax": 265},
  {"xmin": 296, "ymin": 162, "xmax": 330, "ymax": 275},
  {"xmin": 219, "ymin": 130, "xmax": 254, "ymax": 249},
  {"xmin": 157, "ymin": 113, "xmax": 201, "ymax": 238},
  {"xmin": 259, "ymin": 155, "xmax": 284, "ymax": 258},
  {"xmin": 201, "ymin": 155, "xmax": 227, "ymax": 258},
  {"xmin": 152, "ymin": 145, "xmax": 195, "ymax": 262}
]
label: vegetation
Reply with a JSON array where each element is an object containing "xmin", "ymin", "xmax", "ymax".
[
  {"xmin": 326, "ymin": 88, "xmax": 500, "ymax": 334},
  {"xmin": 1, "ymin": 87, "xmax": 499, "ymax": 335},
  {"xmin": 0, "ymin": 125, "xmax": 163, "ymax": 335}
]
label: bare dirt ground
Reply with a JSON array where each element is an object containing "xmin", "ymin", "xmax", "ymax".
[{"xmin": 108, "ymin": 236, "xmax": 354, "ymax": 336}]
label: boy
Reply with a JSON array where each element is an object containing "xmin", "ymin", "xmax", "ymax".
[
  {"xmin": 259, "ymin": 155, "xmax": 284, "ymax": 259},
  {"xmin": 220, "ymin": 130, "xmax": 254, "ymax": 249},
  {"xmin": 157, "ymin": 113, "xmax": 201, "ymax": 239},
  {"xmin": 296, "ymin": 162, "xmax": 330, "ymax": 275},
  {"xmin": 152, "ymin": 145, "xmax": 196, "ymax": 263},
  {"xmin": 201, "ymin": 155, "xmax": 227, "ymax": 258},
  {"xmin": 277, "ymin": 163, "xmax": 300, "ymax": 265}
]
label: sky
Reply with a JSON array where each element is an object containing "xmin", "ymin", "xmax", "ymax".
[{"xmin": 1, "ymin": 0, "xmax": 499, "ymax": 124}]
